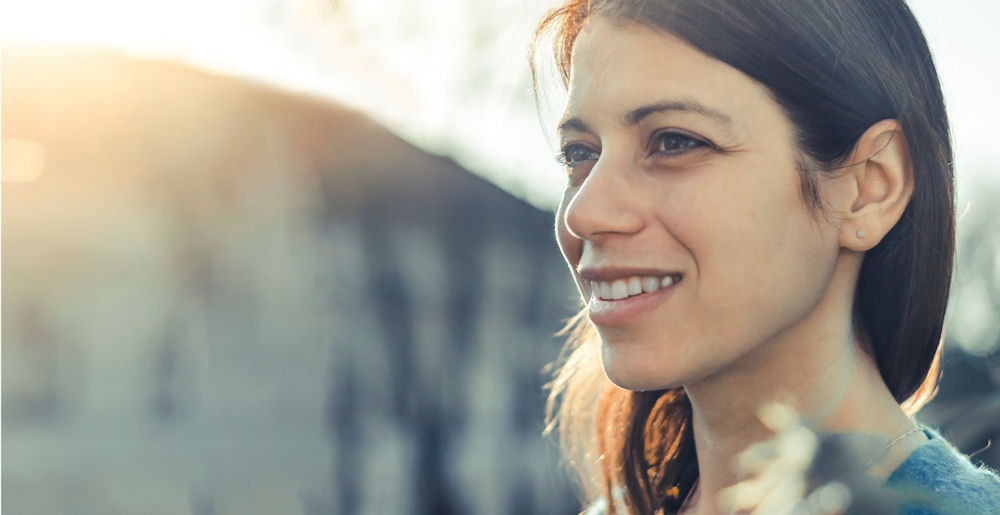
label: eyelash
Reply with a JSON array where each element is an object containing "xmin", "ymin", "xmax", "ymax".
[
  {"xmin": 556, "ymin": 130, "xmax": 716, "ymax": 175},
  {"xmin": 554, "ymin": 144, "xmax": 599, "ymax": 168},
  {"xmin": 647, "ymin": 129, "xmax": 716, "ymax": 156}
]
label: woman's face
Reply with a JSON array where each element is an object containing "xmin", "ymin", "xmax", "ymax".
[{"xmin": 556, "ymin": 17, "xmax": 843, "ymax": 391}]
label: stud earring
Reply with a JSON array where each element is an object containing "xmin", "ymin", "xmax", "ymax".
[{"xmin": 857, "ymin": 230, "xmax": 865, "ymax": 239}]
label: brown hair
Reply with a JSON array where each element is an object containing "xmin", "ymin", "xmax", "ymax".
[{"xmin": 532, "ymin": 1, "xmax": 954, "ymax": 513}]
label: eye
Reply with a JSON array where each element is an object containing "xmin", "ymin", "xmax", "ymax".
[
  {"xmin": 556, "ymin": 143, "xmax": 600, "ymax": 185},
  {"xmin": 648, "ymin": 129, "xmax": 715, "ymax": 157},
  {"xmin": 556, "ymin": 143, "xmax": 600, "ymax": 167}
]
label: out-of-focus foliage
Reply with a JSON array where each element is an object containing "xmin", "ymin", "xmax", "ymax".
[
  {"xmin": 949, "ymin": 175, "xmax": 1000, "ymax": 356},
  {"xmin": 721, "ymin": 403, "xmax": 997, "ymax": 515},
  {"xmin": 914, "ymin": 173, "xmax": 1000, "ymax": 470}
]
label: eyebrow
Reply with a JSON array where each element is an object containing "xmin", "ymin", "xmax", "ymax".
[{"xmin": 557, "ymin": 99, "xmax": 733, "ymax": 135}]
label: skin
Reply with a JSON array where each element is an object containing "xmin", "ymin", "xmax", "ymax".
[{"xmin": 556, "ymin": 16, "xmax": 926, "ymax": 513}]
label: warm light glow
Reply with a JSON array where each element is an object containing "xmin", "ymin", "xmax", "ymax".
[
  {"xmin": 1, "ymin": 138, "xmax": 47, "ymax": 183},
  {"xmin": 0, "ymin": 0, "xmax": 995, "ymax": 208},
  {"xmin": 1, "ymin": 0, "xmax": 236, "ymax": 52}
]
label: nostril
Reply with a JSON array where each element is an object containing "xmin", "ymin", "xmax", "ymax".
[
  {"xmin": 562, "ymin": 184, "xmax": 644, "ymax": 240},
  {"xmin": 561, "ymin": 192, "xmax": 590, "ymax": 238}
]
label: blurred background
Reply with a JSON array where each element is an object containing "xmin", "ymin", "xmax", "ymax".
[{"xmin": 2, "ymin": 1, "xmax": 998, "ymax": 514}]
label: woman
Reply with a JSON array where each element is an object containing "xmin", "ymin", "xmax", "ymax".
[{"xmin": 530, "ymin": 1, "xmax": 1000, "ymax": 513}]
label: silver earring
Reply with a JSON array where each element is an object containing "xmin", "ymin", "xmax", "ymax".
[{"xmin": 857, "ymin": 230, "xmax": 865, "ymax": 239}]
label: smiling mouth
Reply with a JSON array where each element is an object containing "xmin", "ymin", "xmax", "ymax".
[{"xmin": 591, "ymin": 274, "xmax": 682, "ymax": 301}]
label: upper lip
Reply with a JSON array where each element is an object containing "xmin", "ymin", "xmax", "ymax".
[{"xmin": 577, "ymin": 266, "xmax": 681, "ymax": 282}]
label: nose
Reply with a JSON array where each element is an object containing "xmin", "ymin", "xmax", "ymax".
[{"xmin": 562, "ymin": 156, "xmax": 645, "ymax": 241}]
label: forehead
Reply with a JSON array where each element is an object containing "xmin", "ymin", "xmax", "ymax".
[{"xmin": 564, "ymin": 16, "xmax": 777, "ymax": 130}]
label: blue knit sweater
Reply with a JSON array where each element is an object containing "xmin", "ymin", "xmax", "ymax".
[{"xmin": 885, "ymin": 428, "xmax": 1000, "ymax": 514}]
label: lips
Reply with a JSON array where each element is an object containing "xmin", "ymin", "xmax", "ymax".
[
  {"xmin": 578, "ymin": 267, "xmax": 683, "ymax": 327},
  {"xmin": 578, "ymin": 267, "xmax": 683, "ymax": 299}
]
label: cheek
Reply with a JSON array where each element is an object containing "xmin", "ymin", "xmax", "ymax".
[
  {"xmin": 692, "ymin": 184, "xmax": 834, "ymax": 315},
  {"xmin": 656, "ymin": 167, "xmax": 831, "ymax": 293}
]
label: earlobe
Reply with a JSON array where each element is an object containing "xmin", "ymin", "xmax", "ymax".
[{"xmin": 837, "ymin": 119, "xmax": 914, "ymax": 251}]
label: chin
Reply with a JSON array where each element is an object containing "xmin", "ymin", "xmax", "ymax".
[{"xmin": 600, "ymin": 343, "xmax": 687, "ymax": 392}]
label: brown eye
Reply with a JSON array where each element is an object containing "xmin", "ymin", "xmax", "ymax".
[
  {"xmin": 649, "ymin": 130, "xmax": 713, "ymax": 156},
  {"xmin": 556, "ymin": 143, "xmax": 599, "ymax": 186},
  {"xmin": 557, "ymin": 143, "xmax": 600, "ymax": 167}
]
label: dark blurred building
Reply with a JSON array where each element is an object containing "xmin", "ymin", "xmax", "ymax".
[{"xmin": 2, "ymin": 44, "xmax": 580, "ymax": 515}]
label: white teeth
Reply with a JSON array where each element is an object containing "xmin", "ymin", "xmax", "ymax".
[
  {"xmin": 610, "ymin": 280, "xmax": 628, "ymax": 300},
  {"xmin": 627, "ymin": 277, "xmax": 642, "ymax": 296},
  {"xmin": 593, "ymin": 274, "xmax": 681, "ymax": 300}
]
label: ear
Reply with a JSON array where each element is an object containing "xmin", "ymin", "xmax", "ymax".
[{"xmin": 833, "ymin": 119, "xmax": 914, "ymax": 251}]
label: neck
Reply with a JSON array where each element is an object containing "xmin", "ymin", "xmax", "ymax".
[{"xmin": 678, "ymin": 260, "xmax": 922, "ymax": 514}]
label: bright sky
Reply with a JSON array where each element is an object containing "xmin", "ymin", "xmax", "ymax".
[{"xmin": 2, "ymin": 0, "xmax": 998, "ymax": 209}]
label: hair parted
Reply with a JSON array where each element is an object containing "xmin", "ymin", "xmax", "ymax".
[{"xmin": 532, "ymin": 1, "xmax": 954, "ymax": 513}]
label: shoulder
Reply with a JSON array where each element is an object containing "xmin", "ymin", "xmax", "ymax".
[{"xmin": 885, "ymin": 428, "xmax": 1000, "ymax": 514}]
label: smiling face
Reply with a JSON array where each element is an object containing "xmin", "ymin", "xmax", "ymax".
[{"xmin": 556, "ymin": 16, "xmax": 845, "ymax": 391}]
